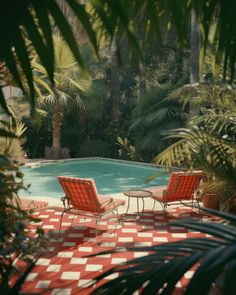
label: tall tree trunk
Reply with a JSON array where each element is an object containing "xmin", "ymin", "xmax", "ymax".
[
  {"xmin": 137, "ymin": 18, "xmax": 146, "ymax": 97},
  {"xmin": 57, "ymin": 0, "xmax": 86, "ymax": 42},
  {"xmin": 190, "ymin": 10, "xmax": 200, "ymax": 84},
  {"xmin": 111, "ymin": 36, "xmax": 120, "ymax": 120},
  {"xmin": 189, "ymin": 9, "xmax": 200, "ymax": 117},
  {"xmin": 52, "ymin": 101, "xmax": 62, "ymax": 158}
]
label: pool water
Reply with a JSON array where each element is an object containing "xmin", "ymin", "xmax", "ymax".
[{"xmin": 20, "ymin": 159, "xmax": 170, "ymax": 198}]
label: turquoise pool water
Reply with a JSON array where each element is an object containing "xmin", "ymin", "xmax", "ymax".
[{"xmin": 20, "ymin": 158, "xmax": 170, "ymax": 198}]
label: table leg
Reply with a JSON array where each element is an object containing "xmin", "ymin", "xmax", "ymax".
[
  {"xmin": 142, "ymin": 197, "xmax": 145, "ymax": 213},
  {"xmin": 126, "ymin": 196, "xmax": 131, "ymax": 214}
]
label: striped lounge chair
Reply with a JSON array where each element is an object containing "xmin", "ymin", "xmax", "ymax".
[
  {"xmin": 58, "ymin": 176, "xmax": 125, "ymax": 237},
  {"xmin": 148, "ymin": 171, "xmax": 203, "ymax": 212}
]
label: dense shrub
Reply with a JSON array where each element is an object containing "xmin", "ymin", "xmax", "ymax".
[{"xmin": 79, "ymin": 139, "xmax": 112, "ymax": 158}]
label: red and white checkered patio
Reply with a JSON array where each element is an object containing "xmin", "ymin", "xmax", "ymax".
[{"xmin": 21, "ymin": 206, "xmax": 216, "ymax": 295}]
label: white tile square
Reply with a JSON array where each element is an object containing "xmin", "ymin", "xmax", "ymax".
[
  {"xmin": 35, "ymin": 280, "xmax": 51, "ymax": 288},
  {"xmin": 61, "ymin": 272, "xmax": 80, "ymax": 280},
  {"xmin": 111, "ymin": 258, "xmax": 127, "ymax": 264},
  {"xmin": 134, "ymin": 242, "xmax": 152, "ymax": 247},
  {"xmin": 70, "ymin": 258, "xmax": 88, "ymax": 264},
  {"xmin": 122, "ymin": 228, "xmax": 137, "ymax": 233},
  {"xmin": 80, "ymin": 218, "xmax": 92, "ymax": 223},
  {"xmin": 49, "ymin": 218, "xmax": 60, "ymax": 222},
  {"xmin": 108, "ymin": 224, "xmax": 116, "ymax": 229},
  {"xmin": 106, "ymin": 273, "xmax": 119, "ymax": 280},
  {"xmin": 50, "ymin": 238, "xmax": 63, "ymax": 243},
  {"xmin": 26, "ymin": 273, "xmax": 38, "ymax": 281},
  {"xmin": 78, "ymin": 279, "xmax": 94, "ymax": 287},
  {"xmin": 78, "ymin": 247, "xmax": 93, "ymax": 252},
  {"xmin": 153, "ymin": 237, "xmax": 168, "ymax": 242},
  {"xmin": 36, "ymin": 258, "xmax": 50, "ymax": 266},
  {"xmin": 172, "ymin": 233, "xmax": 187, "ymax": 238},
  {"xmin": 42, "ymin": 225, "xmax": 54, "ymax": 229},
  {"xmin": 85, "ymin": 264, "xmax": 103, "ymax": 272},
  {"xmin": 52, "ymin": 288, "xmax": 71, "ymax": 295},
  {"xmin": 46, "ymin": 264, "xmax": 61, "ymax": 272},
  {"xmin": 184, "ymin": 271, "xmax": 194, "ymax": 279},
  {"xmin": 134, "ymin": 252, "xmax": 149, "ymax": 258},
  {"xmin": 137, "ymin": 232, "xmax": 153, "ymax": 237},
  {"xmin": 57, "ymin": 252, "xmax": 73, "ymax": 258},
  {"xmin": 103, "ymin": 232, "xmax": 116, "ymax": 238},
  {"xmin": 118, "ymin": 237, "xmax": 133, "ymax": 242},
  {"xmin": 100, "ymin": 242, "xmax": 116, "ymax": 247},
  {"xmin": 39, "ymin": 215, "xmax": 49, "ymax": 218},
  {"xmin": 62, "ymin": 222, "xmax": 71, "ymax": 226}
]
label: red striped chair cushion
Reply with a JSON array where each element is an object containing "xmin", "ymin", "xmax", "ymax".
[{"xmin": 58, "ymin": 176, "xmax": 125, "ymax": 214}]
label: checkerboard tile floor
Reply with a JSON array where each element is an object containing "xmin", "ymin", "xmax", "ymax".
[{"xmin": 20, "ymin": 207, "xmax": 216, "ymax": 294}]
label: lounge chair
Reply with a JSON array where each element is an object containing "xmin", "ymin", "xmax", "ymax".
[
  {"xmin": 18, "ymin": 198, "xmax": 48, "ymax": 211},
  {"xmin": 147, "ymin": 171, "xmax": 203, "ymax": 212},
  {"xmin": 58, "ymin": 176, "xmax": 125, "ymax": 237}
]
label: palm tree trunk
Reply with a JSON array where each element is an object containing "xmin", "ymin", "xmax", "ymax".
[
  {"xmin": 52, "ymin": 101, "xmax": 62, "ymax": 159},
  {"xmin": 190, "ymin": 9, "xmax": 200, "ymax": 84},
  {"xmin": 111, "ymin": 36, "xmax": 120, "ymax": 120},
  {"xmin": 57, "ymin": 0, "xmax": 86, "ymax": 42},
  {"xmin": 137, "ymin": 18, "xmax": 146, "ymax": 97},
  {"xmin": 189, "ymin": 9, "xmax": 200, "ymax": 117}
]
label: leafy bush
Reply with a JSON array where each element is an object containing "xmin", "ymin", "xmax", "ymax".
[
  {"xmin": 79, "ymin": 139, "xmax": 112, "ymax": 158},
  {"xmin": 0, "ymin": 155, "xmax": 47, "ymax": 293}
]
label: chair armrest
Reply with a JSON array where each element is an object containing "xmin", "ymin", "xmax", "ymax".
[{"xmin": 99, "ymin": 198, "xmax": 114, "ymax": 206}]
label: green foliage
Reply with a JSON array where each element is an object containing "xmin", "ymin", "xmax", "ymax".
[
  {"xmin": 61, "ymin": 127, "xmax": 83, "ymax": 158},
  {"xmin": 130, "ymin": 85, "xmax": 188, "ymax": 159},
  {"xmin": 0, "ymin": 155, "xmax": 47, "ymax": 293},
  {"xmin": 117, "ymin": 137, "xmax": 143, "ymax": 162},
  {"xmin": 22, "ymin": 116, "xmax": 52, "ymax": 158},
  {"xmin": 1, "ymin": 0, "xmax": 236, "ymax": 121},
  {"xmin": 79, "ymin": 139, "xmax": 112, "ymax": 158},
  {"xmin": 0, "ymin": 119, "xmax": 26, "ymax": 162},
  {"xmin": 154, "ymin": 83, "xmax": 236, "ymax": 210}
]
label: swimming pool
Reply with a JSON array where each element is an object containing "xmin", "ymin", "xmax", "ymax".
[{"xmin": 20, "ymin": 158, "xmax": 170, "ymax": 198}]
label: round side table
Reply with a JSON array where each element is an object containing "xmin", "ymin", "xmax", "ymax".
[{"xmin": 123, "ymin": 189, "xmax": 153, "ymax": 214}]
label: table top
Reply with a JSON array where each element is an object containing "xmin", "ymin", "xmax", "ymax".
[{"xmin": 123, "ymin": 189, "xmax": 153, "ymax": 198}]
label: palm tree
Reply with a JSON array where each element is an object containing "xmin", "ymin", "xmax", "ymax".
[
  {"xmin": 33, "ymin": 35, "xmax": 105, "ymax": 159},
  {"xmin": 1, "ymin": 0, "xmax": 235, "ymax": 119},
  {"xmin": 190, "ymin": 9, "xmax": 200, "ymax": 84},
  {"xmin": 110, "ymin": 35, "xmax": 120, "ymax": 120}
]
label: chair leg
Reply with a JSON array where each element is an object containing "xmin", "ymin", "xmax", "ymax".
[
  {"xmin": 59, "ymin": 208, "xmax": 70, "ymax": 234},
  {"xmin": 95, "ymin": 216, "xmax": 101, "ymax": 238}
]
